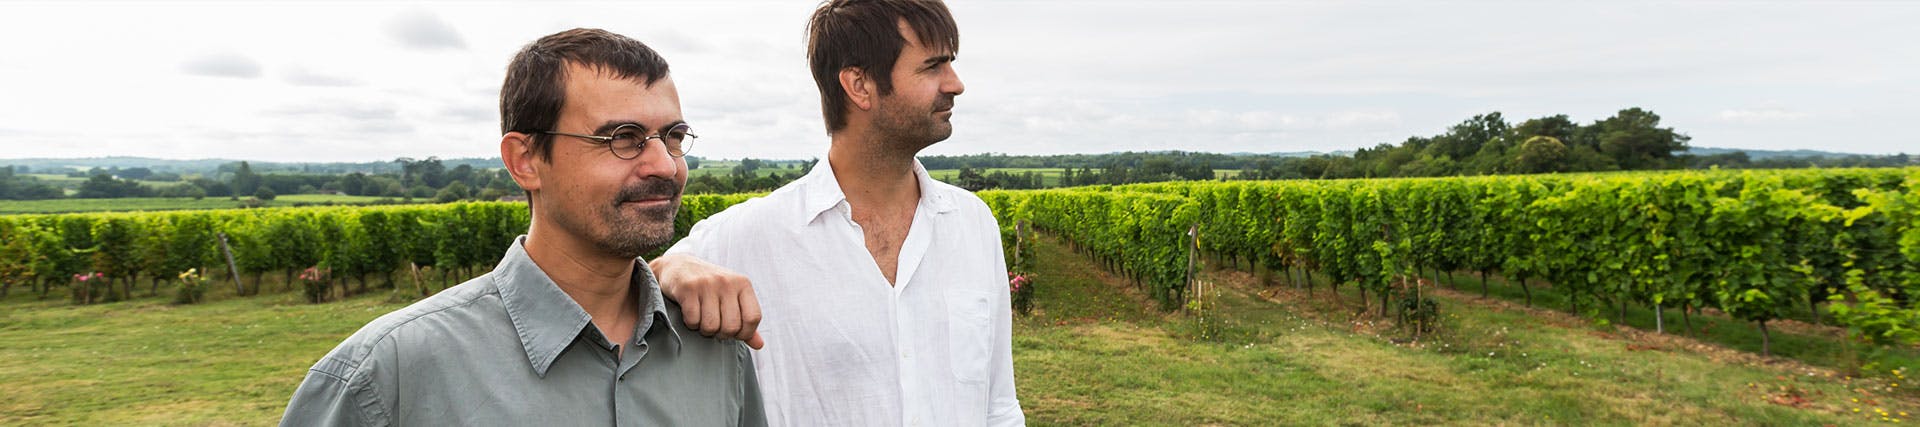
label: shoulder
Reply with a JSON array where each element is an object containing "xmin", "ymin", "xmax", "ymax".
[{"xmin": 305, "ymin": 274, "xmax": 501, "ymax": 379}]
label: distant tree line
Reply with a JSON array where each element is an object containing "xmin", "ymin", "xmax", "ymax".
[
  {"xmin": 0, "ymin": 158, "xmax": 523, "ymax": 203},
  {"xmin": 0, "ymin": 167, "xmax": 64, "ymax": 200},
  {"xmin": 929, "ymin": 107, "xmax": 1914, "ymax": 190},
  {"xmin": 683, "ymin": 158, "xmax": 817, "ymax": 195}
]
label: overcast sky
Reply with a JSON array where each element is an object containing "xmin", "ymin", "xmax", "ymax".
[{"xmin": 1, "ymin": 1, "xmax": 1915, "ymax": 163}]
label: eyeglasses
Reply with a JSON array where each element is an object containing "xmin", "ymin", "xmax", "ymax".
[{"xmin": 543, "ymin": 123, "xmax": 697, "ymax": 160}]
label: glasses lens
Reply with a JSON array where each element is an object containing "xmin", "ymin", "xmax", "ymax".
[
  {"xmin": 609, "ymin": 124, "xmax": 646, "ymax": 159},
  {"xmin": 664, "ymin": 124, "xmax": 694, "ymax": 157}
]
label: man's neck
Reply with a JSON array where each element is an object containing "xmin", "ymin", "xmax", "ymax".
[
  {"xmin": 522, "ymin": 222, "xmax": 639, "ymax": 330},
  {"xmin": 828, "ymin": 132, "xmax": 921, "ymax": 211}
]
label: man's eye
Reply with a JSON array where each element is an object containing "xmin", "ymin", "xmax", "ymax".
[{"xmin": 609, "ymin": 131, "xmax": 642, "ymax": 141}]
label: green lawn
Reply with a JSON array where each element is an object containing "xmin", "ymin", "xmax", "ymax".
[
  {"xmin": 3, "ymin": 236, "xmax": 1918, "ymax": 424},
  {"xmin": 0, "ymin": 195, "xmax": 420, "ymax": 215}
]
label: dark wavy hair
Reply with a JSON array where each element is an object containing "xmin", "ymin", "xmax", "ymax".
[
  {"xmin": 806, "ymin": 0, "xmax": 959, "ymax": 133},
  {"xmin": 500, "ymin": 28, "xmax": 670, "ymax": 161}
]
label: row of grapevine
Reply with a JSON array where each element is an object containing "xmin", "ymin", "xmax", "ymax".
[
  {"xmin": 981, "ymin": 189, "xmax": 1199, "ymax": 309},
  {"xmin": 5, "ymin": 168, "xmax": 1915, "ymax": 354},
  {"xmin": 1113, "ymin": 168, "xmax": 1919, "ymax": 354},
  {"xmin": 0, "ymin": 195, "xmax": 758, "ymax": 303}
]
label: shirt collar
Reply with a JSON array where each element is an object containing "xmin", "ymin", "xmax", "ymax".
[
  {"xmin": 491, "ymin": 236, "xmax": 679, "ymax": 378},
  {"xmin": 796, "ymin": 156, "xmax": 957, "ymax": 227}
]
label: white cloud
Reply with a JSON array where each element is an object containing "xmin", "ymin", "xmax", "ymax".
[
  {"xmin": 180, "ymin": 52, "xmax": 263, "ymax": 79},
  {"xmin": 281, "ymin": 66, "xmax": 362, "ymax": 87},
  {"xmin": 386, "ymin": 9, "xmax": 467, "ymax": 51},
  {"xmin": 1716, "ymin": 108, "xmax": 1812, "ymax": 123},
  {"xmin": 3, "ymin": 1, "xmax": 1918, "ymax": 161}
]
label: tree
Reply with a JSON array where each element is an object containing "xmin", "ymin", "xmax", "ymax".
[
  {"xmin": 338, "ymin": 172, "xmax": 369, "ymax": 196},
  {"xmin": 1428, "ymin": 112, "xmax": 1508, "ymax": 161},
  {"xmin": 76, "ymin": 174, "xmax": 150, "ymax": 198},
  {"xmin": 255, "ymin": 187, "xmax": 277, "ymax": 201},
  {"xmin": 231, "ymin": 161, "xmax": 262, "ymax": 195},
  {"xmin": 435, "ymin": 182, "xmax": 471, "ymax": 203},
  {"xmin": 119, "ymin": 167, "xmax": 154, "ymax": 180},
  {"xmin": 1513, "ymin": 136, "xmax": 1569, "ymax": 174},
  {"xmin": 1591, "ymin": 108, "xmax": 1690, "ymax": 170},
  {"xmin": 191, "ymin": 178, "xmax": 233, "ymax": 197},
  {"xmin": 158, "ymin": 183, "xmax": 207, "ymax": 199}
]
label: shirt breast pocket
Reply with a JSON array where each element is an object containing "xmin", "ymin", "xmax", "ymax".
[{"xmin": 945, "ymin": 289, "xmax": 995, "ymax": 385}]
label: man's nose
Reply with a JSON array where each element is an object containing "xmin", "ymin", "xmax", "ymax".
[
  {"xmin": 630, "ymin": 139, "xmax": 681, "ymax": 180},
  {"xmin": 943, "ymin": 66, "xmax": 965, "ymax": 96}
]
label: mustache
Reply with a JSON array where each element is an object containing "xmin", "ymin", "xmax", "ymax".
[
  {"xmin": 615, "ymin": 178, "xmax": 681, "ymax": 204},
  {"xmin": 933, "ymin": 96, "xmax": 955, "ymax": 112}
]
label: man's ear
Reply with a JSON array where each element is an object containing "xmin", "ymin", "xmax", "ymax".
[
  {"xmin": 500, "ymin": 132, "xmax": 543, "ymax": 192},
  {"xmin": 838, "ymin": 66, "xmax": 875, "ymax": 111}
]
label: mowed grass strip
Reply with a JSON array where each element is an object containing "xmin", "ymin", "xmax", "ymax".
[
  {"xmin": 3, "ymin": 235, "xmax": 1916, "ymax": 425},
  {"xmin": 0, "ymin": 287, "xmax": 409, "ymax": 425},
  {"xmin": 1014, "ymin": 237, "xmax": 1914, "ymax": 425}
]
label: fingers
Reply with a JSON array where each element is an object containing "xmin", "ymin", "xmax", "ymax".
[
  {"xmin": 739, "ymin": 286, "xmax": 762, "ymax": 342},
  {"xmin": 746, "ymin": 331, "xmax": 765, "ymax": 350},
  {"xmin": 699, "ymin": 286, "xmax": 723, "ymax": 337},
  {"xmin": 719, "ymin": 289, "xmax": 744, "ymax": 340},
  {"xmin": 677, "ymin": 291, "xmax": 705, "ymax": 332}
]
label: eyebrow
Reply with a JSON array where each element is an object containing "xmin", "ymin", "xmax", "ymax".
[
  {"xmin": 923, "ymin": 54, "xmax": 956, "ymax": 67},
  {"xmin": 592, "ymin": 119, "xmax": 689, "ymax": 135},
  {"xmin": 593, "ymin": 120, "xmax": 646, "ymax": 135}
]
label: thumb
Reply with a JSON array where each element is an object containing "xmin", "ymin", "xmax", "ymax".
[{"xmin": 746, "ymin": 331, "xmax": 766, "ymax": 350}]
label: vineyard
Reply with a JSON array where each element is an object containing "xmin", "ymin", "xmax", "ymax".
[
  {"xmin": 3, "ymin": 168, "xmax": 1918, "ymax": 353},
  {"xmin": 985, "ymin": 167, "xmax": 1920, "ymax": 355},
  {"xmin": 0, "ymin": 193, "xmax": 758, "ymax": 304},
  {"xmin": 5, "ymin": 167, "xmax": 1920, "ymax": 424}
]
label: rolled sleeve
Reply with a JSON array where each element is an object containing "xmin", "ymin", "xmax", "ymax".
[{"xmin": 984, "ymin": 221, "xmax": 1026, "ymax": 427}]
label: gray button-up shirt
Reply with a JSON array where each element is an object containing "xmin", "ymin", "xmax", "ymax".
[{"xmin": 281, "ymin": 236, "xmax": 766, "ymax": 426}]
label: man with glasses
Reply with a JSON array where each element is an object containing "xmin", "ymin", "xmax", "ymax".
[
  {"xmin": 650, "ymin": 0, "xmax": 1025, "ymax": 425},
  {"xmin": 280, "ymin": 28, "xmax": 765, "ymax": 426}
]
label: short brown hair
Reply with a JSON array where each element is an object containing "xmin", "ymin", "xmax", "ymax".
[
  {"xmin": 500, "ymin": 28, "xmax": 670, "ymax": 161},
  {"xmin": 806, "ymin": 0, "xmax": 959, "ymax": 133}
]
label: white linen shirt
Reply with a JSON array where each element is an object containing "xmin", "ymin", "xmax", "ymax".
[{"xmin": 666, "ymin": 158, "xmax": 1024, "ymax": 427}]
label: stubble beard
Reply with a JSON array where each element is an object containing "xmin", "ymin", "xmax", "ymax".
[
  {"xmin": 872, "ymin": 94, "xmax": 955, "ymax": 155},
  {"xmin": 573, "ymin": 177, "xmax": 682, "ymax": 260}
]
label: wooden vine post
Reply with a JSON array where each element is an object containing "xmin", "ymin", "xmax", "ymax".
[
  {"xmin": 217, "ymin": 232, "xmax": 245, "ymax": 295},
  {"xmin": 1186, "ymin": 223, "xmax": 1199, "ymax": 313},
  {"xmin": 1014, "ymin": 220, "xmax": 1027, "ymax": 269}
]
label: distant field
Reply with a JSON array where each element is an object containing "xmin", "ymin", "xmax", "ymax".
[
  {"xmin": 927, "ymin": 168, "xmax": 1243, "ymax": 187},
  {"xmin": 0, "ymin": 195, "xmax": 417, "ymax": 215},
  {"xmin": 24, "ymin": 173, "xmax": 183, "ymax": 196},
  {"xmin": 687, "ymin": 164, "xmax": 805, "ymax": 179}
]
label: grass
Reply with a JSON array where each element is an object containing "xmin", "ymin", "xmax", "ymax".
[
  {"xmin": 0, "ymin": 278, "xmax": 414, "ymax": 425},
  {"xmin": 1012, "ymin": 238, "xmax": 1919, "ymax": 425},
  {"xmin": 0, "ymin": 195, "xmax": 423, "ymax": 215},
  {"xmin": 1408, "ymin": 269, "xmax": 1920, "ymax": 377},
  {"xmin": 4, "ymin": 236, "xmax": 1918, "ymax": 424}
]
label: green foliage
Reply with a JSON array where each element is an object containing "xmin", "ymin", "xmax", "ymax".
[
  {"xmin": 1108, "ymin": 168, "xmax": 1918, "ymax": 350},
  {"xmin": 983, "ymin": 188, "xmax": 1199, "ymax": 310}
]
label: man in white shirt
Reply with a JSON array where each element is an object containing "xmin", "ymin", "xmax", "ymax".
[{"xmin": 650, "ymin": 0, "xmax": 1024, "ymax": 425}]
